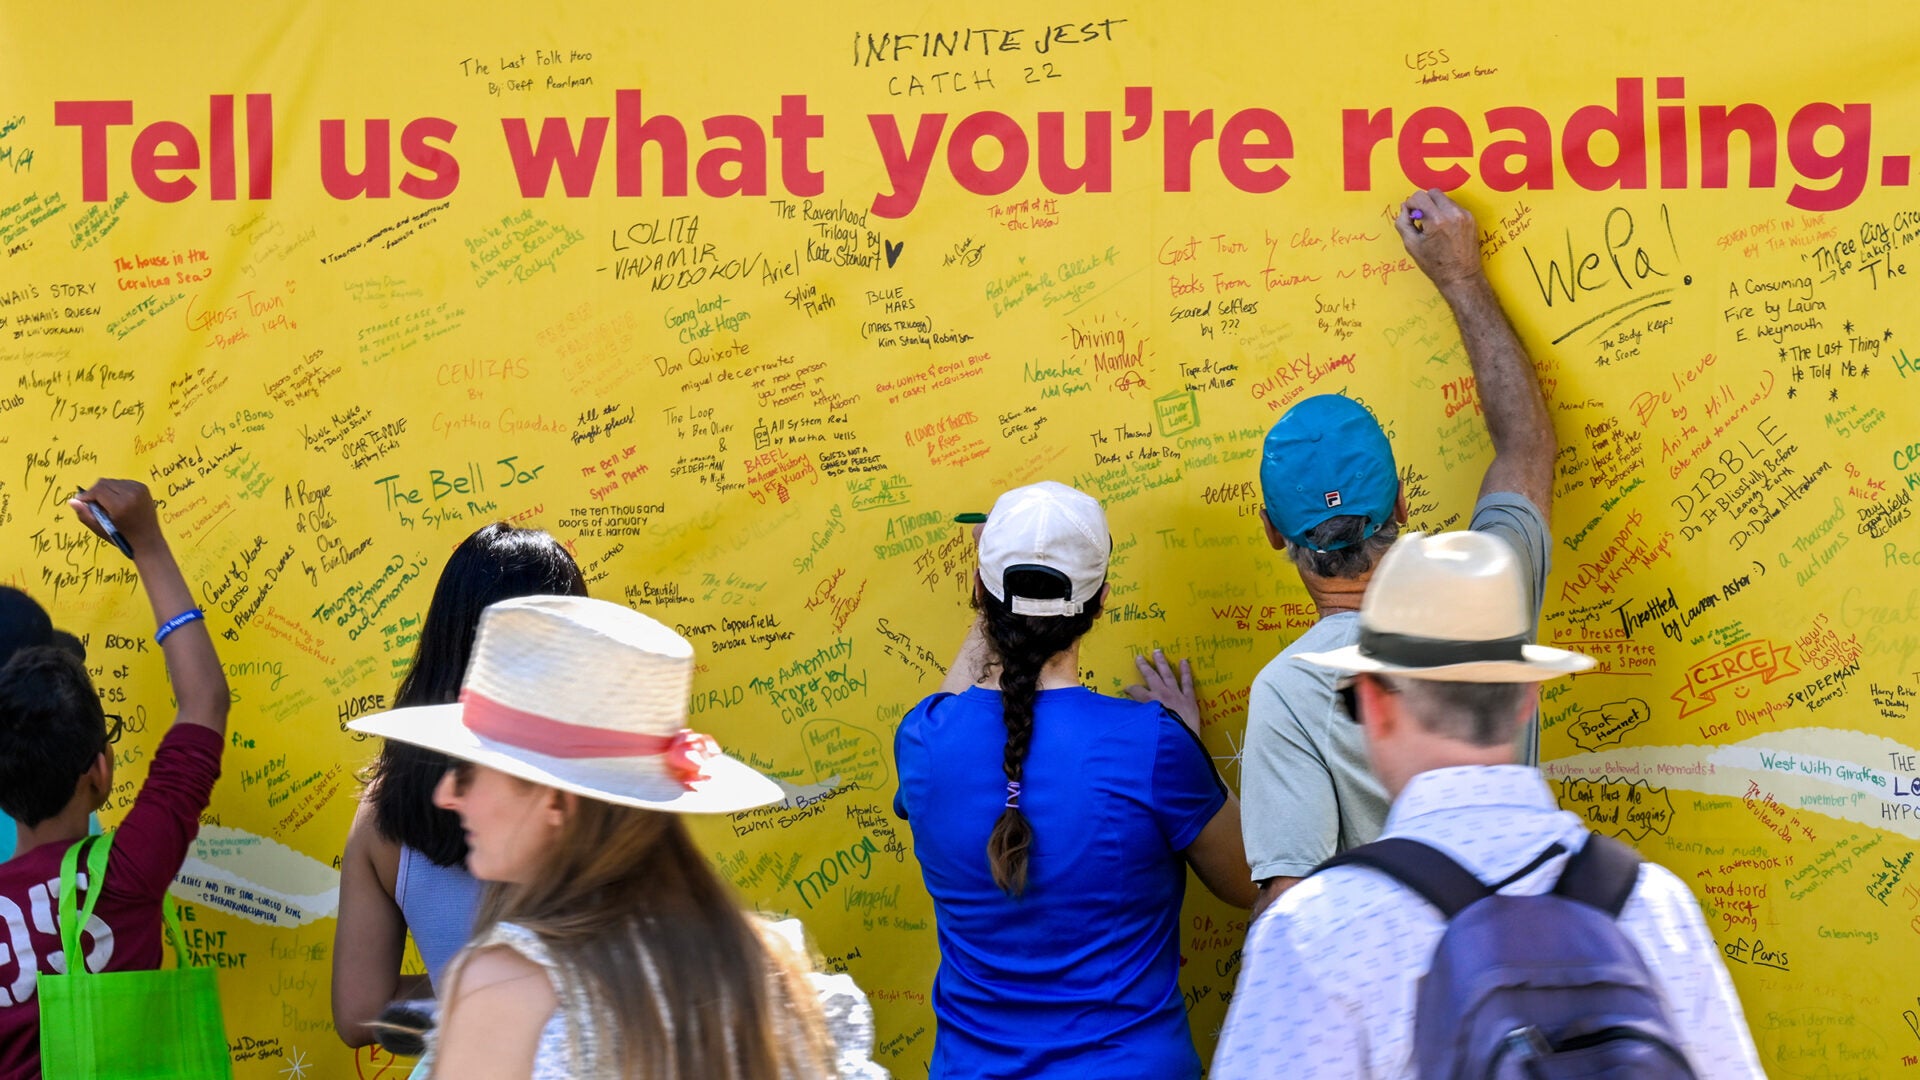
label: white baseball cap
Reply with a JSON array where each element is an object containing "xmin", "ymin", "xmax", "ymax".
[{"xmin": 977, "ymin": 481, "xmax": 1109, "ymax": 617}]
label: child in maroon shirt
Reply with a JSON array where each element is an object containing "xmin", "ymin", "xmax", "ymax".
[{"xmin": 0, "ymin": 480, "xmax": 229, "ymax": 1079}]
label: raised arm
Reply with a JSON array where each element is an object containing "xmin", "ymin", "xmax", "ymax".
[
  {"xmin": 71, "ymin": 478, "xmax": 229, "ymax": 736},
  {"xmin": 938, "ymin": 616, "xmax": 992, "ymax": 695},
  {"xmin": 938, "ymin": 521, "xmax": 993, "ymax": 695},
  {"xmin": 1128, "ymin": 651, "xmax": 1256, "ymax": 908},
  {"xmin": 1395, "ymin": 189, "xmax": 1558, "ymax": 519}
]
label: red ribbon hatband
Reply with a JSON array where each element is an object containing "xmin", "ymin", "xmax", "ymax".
[{"xmin": 460, "ymin": 689, "xmax": 719, "ymax": 784}]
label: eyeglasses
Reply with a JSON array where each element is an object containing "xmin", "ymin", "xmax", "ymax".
[
  {"xmin": 102, "ymin": 713, "xmax": 125, "ymax": 747},
  {"xmin": 1336, "ymin": 680, "xmax": 1362, "ymax": 724},
  {"xmin": 1335, "ymin": 675, "xmax": 1399, "ymax": 724}
]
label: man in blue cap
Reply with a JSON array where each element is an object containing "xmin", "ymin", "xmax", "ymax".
[{"xmin": 1241, "ymin": 189, "xmax": 1559, "ymax": 917}]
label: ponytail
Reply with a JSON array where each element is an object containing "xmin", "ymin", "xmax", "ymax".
[{"xmin": 976, "ymin": 582, "xmax": 1101, "ymax": 897}]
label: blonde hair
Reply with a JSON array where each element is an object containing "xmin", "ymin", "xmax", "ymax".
[{"xmin": 465, "ymin": 790, "xmax": 836, "ymax": 1079}]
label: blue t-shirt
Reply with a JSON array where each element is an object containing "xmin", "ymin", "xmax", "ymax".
[{"xmin": 893, "ymin": 686, "xmax": 1227, "ymax": 1080}]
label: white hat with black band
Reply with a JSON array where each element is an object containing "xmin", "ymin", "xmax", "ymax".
[{"xmin": 1294, "ymin": 530, "xmax": 1593, "ymax": 682}]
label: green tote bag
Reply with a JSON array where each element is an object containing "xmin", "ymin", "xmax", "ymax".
[{"xmin": 37, "ymin": 833, "xmax": 234, "ymax": 1079}]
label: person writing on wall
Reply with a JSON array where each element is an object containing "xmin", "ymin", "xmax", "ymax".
[
  {"xmin": 893, "ymin": 481, "xmax": 1253, "ymax": 1080},
  {"xmin": 1239, "ymin": 189, "xmax": 1560, "ymax": 917},
  {"xmin": 0, "ymin": 480, "xmax": 229, "ymax": 1079}
]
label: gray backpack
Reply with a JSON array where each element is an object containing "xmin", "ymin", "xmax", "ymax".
[{"xmin": 1315, "ymin": 834, "xmax": 1697, "ymax": 1079}]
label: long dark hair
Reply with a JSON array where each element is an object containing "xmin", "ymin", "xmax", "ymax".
[
  {"xmin": 467, "ymin": 798, "xmax": 835, "ymax": 1079},
  {"xmin": 975, "ymin": 573, "xmax": 1102, "ymax": 897},
  {"xmin": 366, "ymin": 523, "xmax": 587, "ymax": 865}
]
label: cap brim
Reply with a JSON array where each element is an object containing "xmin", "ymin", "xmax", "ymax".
[
  {"xmin": 349, "ymin": 703, "xmax": 784, "ymax": 814},
  {"xmin": 1293, "ymin": 643, "xmax": 1595, "ymax": 682}
]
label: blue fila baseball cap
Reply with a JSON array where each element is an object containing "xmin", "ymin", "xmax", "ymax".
[{"xmin": 1259, "ymin": 395, "xmax": 1398, "ymax": 550}]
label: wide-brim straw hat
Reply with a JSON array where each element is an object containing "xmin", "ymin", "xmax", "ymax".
[
  {"xmin": 349, "ymin": 595, "xmax": 782, "ymax": 813},
  {"xmin": 1295, "ymin": 530, "xmax": 1594, "ymax": 683}
]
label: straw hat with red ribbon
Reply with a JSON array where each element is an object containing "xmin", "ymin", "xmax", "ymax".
[{"xmin": 349, "ymin": 595, "xmax": 782, "ymax": 813}]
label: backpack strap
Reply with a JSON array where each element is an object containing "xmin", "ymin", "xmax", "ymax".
[
  {"xmin": 1316, "ymin": 838, "xmax": 1572, "ymax": 919},
  {"xmin": 1315, "ymin": 838, "xmax": 1491, "ymax": 918},
  {"xmin": 1553, "ymin": 833, "xmax": 1643, "ymax": 916}
]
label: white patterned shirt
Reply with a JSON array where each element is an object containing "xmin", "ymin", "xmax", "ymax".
[
  {"xmin": 1213, "ymin": 766, "xmax": 1763, "ymax": 1079},
  {"xmin": 421, "ymin": 919, "xmax": 889, "ymax": 1079}
]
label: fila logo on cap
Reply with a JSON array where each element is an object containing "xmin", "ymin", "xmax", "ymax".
[{"xmin": 1324, "ymin": 491, "xmax": 1343, "ymax": 508}]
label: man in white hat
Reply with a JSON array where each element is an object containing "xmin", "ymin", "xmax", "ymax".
[
  {"xmin": 1211, "ymin": 531, "xmax": 1763, "ymax": 1079},
  {"xmin": 1241, "ymin": 189, "xmax": 1561, "ymax": 917}
]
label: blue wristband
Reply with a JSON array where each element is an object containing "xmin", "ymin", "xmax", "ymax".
[{"xmin": 155, "ymin": 608, "xmax": 205, "ymax": 645}]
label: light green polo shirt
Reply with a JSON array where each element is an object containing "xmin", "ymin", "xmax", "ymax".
[{"xmin": 1241, "ymin": 491, "xmax": 1551, "ymax": 881}]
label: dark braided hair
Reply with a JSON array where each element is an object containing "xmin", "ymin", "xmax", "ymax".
[{"xmin": 976, "ymin": 574, "xmax": 1103, "ymax": 897}]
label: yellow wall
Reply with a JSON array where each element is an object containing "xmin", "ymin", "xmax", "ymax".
[{"xmin": 3, "ymin": 3, "xmax": 1918, "ymax": 1075}]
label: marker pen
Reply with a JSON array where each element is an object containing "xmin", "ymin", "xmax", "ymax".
[{"xmin": 75, "ymin": 489, "xmax": 134, "ymax": 558}]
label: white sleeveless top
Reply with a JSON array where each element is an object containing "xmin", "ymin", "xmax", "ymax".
[{"xmin": 420, "ymin": 919, "xmax": 889, "ymax": 1079}]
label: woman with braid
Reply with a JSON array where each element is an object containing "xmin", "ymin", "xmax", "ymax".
[{"xmin": 892, "ymin": 481, "xmax": 1253, "ymax": 1079}]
